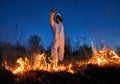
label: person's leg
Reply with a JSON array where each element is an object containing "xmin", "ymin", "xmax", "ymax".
[
  {"xmin": 58, "ymin": 39, "xmax": 64, "ymax": 61},
  {"xmin": 51, "ymin": 39, "xmax": 58, "ymax": 60}
]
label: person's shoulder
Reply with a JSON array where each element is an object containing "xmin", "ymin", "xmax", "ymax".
[{"xmin": 60, "ymin": 22, "xmax": 63, "ymax": 26}]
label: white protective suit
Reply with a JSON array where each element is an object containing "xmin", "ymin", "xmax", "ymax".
[{"xmin": 49, "ymin": 11, "xmax": 64, "ymax": 61}]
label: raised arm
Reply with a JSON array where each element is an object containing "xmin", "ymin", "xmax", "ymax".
[
  {"xmin": 49, "ymin": 12, "xmax": 55, "ymax": 28},
  {"xmin": 48, "ymin": 6, "xmax": 56, "ymax": 28}
]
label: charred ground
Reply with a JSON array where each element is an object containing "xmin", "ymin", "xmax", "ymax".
[{"xmin": 1, "ymin": 64, "xmax": 120, "ymax": 84}]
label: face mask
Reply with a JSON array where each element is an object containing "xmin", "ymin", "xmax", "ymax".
[{"xmin": 55, "ymin": 15, "xmax": 61, "ymax": 23}]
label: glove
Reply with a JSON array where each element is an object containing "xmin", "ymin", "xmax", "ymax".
[{"xmin": 51, "ymin": 6, "xmax": 56, "ymax": 13}]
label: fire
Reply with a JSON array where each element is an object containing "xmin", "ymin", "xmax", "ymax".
[
  {"xmin": 2, "ymin": 43, "xmax": 120, "ymax": 75},
  {"xmin": 3, "ymin": 54, "xmax": 74, "ymax": 75},
  {"xmin": 87, "ymin": 43, "xmax": 120, "ymax": 66}
]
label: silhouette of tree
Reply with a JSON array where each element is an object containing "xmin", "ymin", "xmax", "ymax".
[{"xmin": 27, "ymin": 35, "xmax": 44, "ymax": 53}]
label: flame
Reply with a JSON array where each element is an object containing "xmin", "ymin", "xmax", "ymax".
[
  {"xmin": 3, "ymin": 54, "xmax": 74, "ymax": 75},
  {"xmin": 87, "ymin": 43, "xmax": 120, "ymax": 66},
  {"xmin": 2, "ymin": 43, "xmax": 120, "ymax": 75}
]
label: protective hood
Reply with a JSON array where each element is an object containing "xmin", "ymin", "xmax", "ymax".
[
  {"xmin": 56, "ymin": 13, "xmax": 61, "ymax": 17},
  {"xmin": 55, "ymin": 13, "xmax": 63, "ymax": 23}
]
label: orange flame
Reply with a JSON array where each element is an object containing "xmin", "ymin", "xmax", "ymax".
[
  {"xmin": 87, "ymin": 43, "xmax": 120, "ymax": 66},
  {"xmin": 3, "ymin": 54, "xmax": 74, "ymax": 75},
  {"xmin": 2, "ymin": 43, "xmax": 120, "ymax": 75}
]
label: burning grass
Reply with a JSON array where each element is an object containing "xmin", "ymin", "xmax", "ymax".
[
  {"xmin": 3, "ymin": 53, "xmax": 74, "ymax": 75},
  {"xmin": 1, "ymin": 44, "xmax": 120, "ymax": 84}
]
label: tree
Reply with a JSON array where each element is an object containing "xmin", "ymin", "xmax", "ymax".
[{"xmin": 28, "ymin": 35, "xmax": 44, "ymax": 53}]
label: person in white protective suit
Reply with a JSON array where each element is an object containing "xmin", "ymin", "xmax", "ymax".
[{"xmin": 48, "ymin": 6, "xmax": 64, "ymax": 61}]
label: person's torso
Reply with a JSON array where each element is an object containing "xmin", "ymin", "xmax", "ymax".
[{"xmin": 53, "ymin": 22, "xmax": 64, "ymax": 40}]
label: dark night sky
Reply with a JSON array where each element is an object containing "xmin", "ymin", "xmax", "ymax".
[{"xmin": 0, "ymin": 0, "xmax": 120, "ymax": 49}]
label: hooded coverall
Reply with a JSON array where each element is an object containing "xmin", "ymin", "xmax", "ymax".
[{"xmin": 49, "ymin": 11, "xmax": 64, "ymax": 61}]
